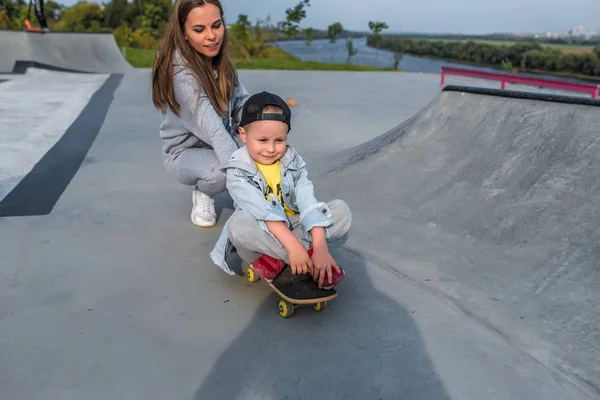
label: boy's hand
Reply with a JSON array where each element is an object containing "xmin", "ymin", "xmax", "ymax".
[
  {"xmin": 288, "ymin": 243, "xmax": 313, "ymax": 275},
  {"xmin": 311, "ymin": 248, "xmax": 342, "ymax": 289},
  {"xmin": 264, "ymin": 221, "xmax": 312, "ymax": 275}
]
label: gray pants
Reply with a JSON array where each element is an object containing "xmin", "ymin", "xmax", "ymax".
[
  {"xmin": 227, "ymin": 199, "xmax": 352, "ymax": 263},
  {"xmin": 165, "ymin": 148, "xmax": 226, "ymax": 197}
]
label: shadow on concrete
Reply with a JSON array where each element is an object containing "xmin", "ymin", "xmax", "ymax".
[{"xmin": 193, "ymin": 248, "xmax": 451, "ymax": 399}]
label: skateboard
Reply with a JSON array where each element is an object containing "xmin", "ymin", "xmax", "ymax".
[{"xmin": 245, "ymin": 263, "xmax": 338, "ymax": 318}]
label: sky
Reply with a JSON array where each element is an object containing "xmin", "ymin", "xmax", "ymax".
[
  {"xmin": 226, "ymin": 0, "xmax": 600, "ymax": 35},
  {"xmin": 60, "ymin": 0, "xmax": 600, "ymax": 35}
]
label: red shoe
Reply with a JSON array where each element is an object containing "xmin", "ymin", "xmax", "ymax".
[
  {"xmin": 307, "ymin": 248, "xmax": 345, "ymax": 289},
  {"xmin": 250, "ymin": 254, "xmax": 285, "ymax": 282},
  {"xmin": 321, "ymin": 267, "xmax": 345, "ymax": 290}
]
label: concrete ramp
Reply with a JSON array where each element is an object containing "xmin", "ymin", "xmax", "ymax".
[
  {"xmin": 320, "ymin": 87, "xmax": 600, "ymax": 394},
  {"xmin": 0, "ymin": 31, "xmax": 31, "ymax": 73},
  {"xmin": 0, "ymin": 30, "xmax": 134, "ymax": 74}
]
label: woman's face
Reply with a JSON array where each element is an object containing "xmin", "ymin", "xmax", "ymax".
[{"xmin": 183, "ymin": 4, "xmax": 224, "ymax": 58}]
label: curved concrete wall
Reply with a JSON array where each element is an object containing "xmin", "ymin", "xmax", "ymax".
[
  {"xmin": 319, "ymin": 87, "xmax": 600, "ymax": 393},
  {"xmin": 0, "ymin": 30, "xmax": 134, "ymax": 74},
  {"xmin": 0, "ymin": 31, "xmax": 31, "ymax": 73}
]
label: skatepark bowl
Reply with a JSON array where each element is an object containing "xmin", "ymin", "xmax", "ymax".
[{"xmin": 1, "ymin": 29, "xmax": 600, "ymax": 400}]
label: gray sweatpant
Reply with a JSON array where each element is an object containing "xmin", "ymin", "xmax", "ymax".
[
  {"xmin": 164, "ymin": 148, "xmax": 226, "ymax": 197},
  {"xmin": 227, "ymin": 199, "xmax": 352, "ymax": 263}
]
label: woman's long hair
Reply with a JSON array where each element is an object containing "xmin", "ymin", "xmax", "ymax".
[{"xmin": 151, "ymin": 0, "xmax": 237, "ymax": 117}]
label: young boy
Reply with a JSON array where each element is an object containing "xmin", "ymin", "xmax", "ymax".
[{"xmin": 210, "ymin": 91, "xmax": 352, "ymax": 289}]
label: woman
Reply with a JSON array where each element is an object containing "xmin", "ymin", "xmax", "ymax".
[{"xmin": 152, "ymin": 0, "xmax": 249, "ymax": 227}]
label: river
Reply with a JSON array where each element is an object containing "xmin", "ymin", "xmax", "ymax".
[
  {"xmin": 273, "ymin": 37, "xmax": 501, "ymax": 74},
  {"xmin": 274, "ymin": 37, "xmax": 595, "ymax": 84}
]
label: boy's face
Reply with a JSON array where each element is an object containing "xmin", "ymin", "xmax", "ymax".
[
  {"xmin": 239, "ymin": 118, "xmax": 288, "ymax": 165},
  {"xmin": 238, "ymin": 106, "xmax": 288, "ymax": 165}
]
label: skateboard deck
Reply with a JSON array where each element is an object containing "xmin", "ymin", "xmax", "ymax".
[{"xmin": 246, "ymin": 263, "xmax": 338, "ymax": 318}]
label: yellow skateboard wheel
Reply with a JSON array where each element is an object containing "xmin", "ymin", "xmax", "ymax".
[
  {"xmin": 278, "ymin": 299, "xmax": 294, "ymax": 318},
  {"xmin": 246, "ymin": 267, "xmax": 260, "ymax": 283},
  {"xmin": 313, "ymin": 301, "xmax": 327, "ymax": 312}
]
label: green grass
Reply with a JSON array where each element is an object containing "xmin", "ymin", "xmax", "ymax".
[
  {"xmin": 122, "ymin": 47, "xmax": 391, "ymax": 71},
  {"xmin": 123, "ymin": 47, "xmax": 156, "ymax": 68}
]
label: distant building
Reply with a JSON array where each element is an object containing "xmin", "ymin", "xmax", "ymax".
[
  {"xmin": 276, "ymin": 21, "xmax": 304, "ymax": 33},
  {"xmin": 570, "ymin": 25, "xmax": 585, "ymax": 36},
  {"xmin": 543, "ymin": 32, "xmax": 559, "ymax": 38}
]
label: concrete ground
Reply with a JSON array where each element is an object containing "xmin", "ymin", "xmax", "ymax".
[
  {"xmin": 0, "ymin": 69, "xmax": 110, "ymax": 200},
  {"xmin": 1, "ymin": 68, "xmax": 598, "ymax": 399}
]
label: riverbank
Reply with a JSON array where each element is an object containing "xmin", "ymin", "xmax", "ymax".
[
  {"xmin": 392, "ymin": 37, "xmax": 595, "ymax": 54},
  {"xmin": 366, "ymin": 37, "xmax": 600, "ymax": 82},
  {"xmin": 367, "ymin": 47, "xmax": 600, "ymax": 84},
  {"xmin": 397, "ymin": 52, "xmax": 600, "ymax": 84},
  {"xmin": 123, "ymin": 47, "xmax": 390, "ymax": 71}
]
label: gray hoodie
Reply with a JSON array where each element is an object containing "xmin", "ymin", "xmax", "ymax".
[{"xmin": 158, "ymin": 52, "xmax": 249, "ymax": 166}]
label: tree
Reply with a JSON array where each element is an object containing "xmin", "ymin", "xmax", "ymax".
[
  {"xmin": 346, "ymin": 35, "xmax": 358, "ymax": 64},
  {"xmin": 368, "ymin": 21, "xmax": 389, "ymax": 48},
  {"xmin": 230, "ymin": 14, "xmax": 252, "ymax": 56},
  {"xmin": 45, "ymin": 0, "xmax": 65, "ymax": 23},
  {"xmin": 281, "ymin": 0, "xmax": 310, "ymax": 40},
  {"xmin": 393, "ymin": 52, "xmax": 402, "ymax": 70},
  {"xmin": 305, "ymin": 27, "xmax": 314, "ymax": 46},
  {"xmin": 54, "ymin": 2, "xmax": 105, "ymax": 32},
  {"xmin": 327, "ymin": 22, "xmax": 343, "ymax": 62},
  {"xmin": 236, "ymin": 14, "xmax": 251, "ymax": 31},
  {"xmin": 368, "ymin": 20, "xmax": 389, "ymax": 64},
  {"xmin": 501, "ymin": 59, "xmax": 513, "ymax": 74},
  {"xmin": 113, "ymin": 24, "xmax": 133, "ymax": 49},
  {"xmin": 250, "ymin": 18, "xmax": 269, "ymax": 57},
  {"xmin": 139, "ymin": 0, "xmax": 172, "ymax": 39},
  {"xmin": 327, "ymin": 22, "xmax": 343, "ymax": 43},
  {"xmin": 262, "ymin": 13, "xmax": 275, "ymax": 42},
  {"xmin": 0, "ymin": 0, "xmax": 27, "ymax": 29},
  {"xmin": 0, "ymin": 0, "xmax": 22, "ymax": 22},
  {"xmin": 254, "ymin": 18, "xmax": 263, "ymax": 42},
  {"xmin": 0, "ymin": 10, "xmax": 9, "ymax": 29},
  {"xmin": 104, "ymin": 0, "xmax": 129, "ymax": 29}
]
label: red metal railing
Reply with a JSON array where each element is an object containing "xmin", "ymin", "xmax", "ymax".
[{"xmin": 441, "ymin": 66, "xmax": 599, "ymax": 99}]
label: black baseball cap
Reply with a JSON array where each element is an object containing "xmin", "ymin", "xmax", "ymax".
[{"xmin": 239, "ymin": 91, "xmax": 292, "ymax": 131}]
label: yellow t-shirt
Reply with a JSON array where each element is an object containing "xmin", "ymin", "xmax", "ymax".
[{"xmin": 255, "ymin": 161, "xmax": 297, "ymax": 216}]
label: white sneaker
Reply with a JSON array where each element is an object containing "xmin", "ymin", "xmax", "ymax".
[{"xmin": 191, "ymin": 189, "xmax": 216, "ymax": 227}]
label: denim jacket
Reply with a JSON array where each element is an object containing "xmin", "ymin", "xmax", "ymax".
[{"xmin": 210, "ymin": 145, "xmax": 333, "ymax": 275}]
